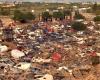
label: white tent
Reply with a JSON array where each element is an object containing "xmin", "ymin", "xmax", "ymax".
[{"xmin": 11, "ymin": 49, "xmax": 25, "ymax": 58}]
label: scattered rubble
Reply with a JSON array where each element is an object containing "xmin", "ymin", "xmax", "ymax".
[{"xmin": 0, "ymin": 19, "xmax": 100, "ymax": 80}]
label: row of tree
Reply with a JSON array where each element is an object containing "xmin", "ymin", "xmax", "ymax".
[
  {"xmin": 42, "ymin": 10, "xmax": 86, "ymax": 21},
  {"xmin": 13, "ymin": 10, "xmax": 73, "ymax": 22},
  {"xmin": 10, "ymin": 10, "xmax": 100, "ymax": 23},
  {"xmin": 42, "ymin": 10, "xmax": 72, "ymax": 21}
]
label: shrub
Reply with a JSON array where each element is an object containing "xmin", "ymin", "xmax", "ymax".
[
  {"xmin": 93, "ymin": 16, "xmax": 100, "ymax": 22},
  {"xmin": 72, "ymin": 22, "xmax": 86, "ymax": 31},
  {"xmin": 74, "ymin": 13, "xmax": 85, "ymax": 20}
]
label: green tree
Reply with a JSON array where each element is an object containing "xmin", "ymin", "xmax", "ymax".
[
  {"xmin": 92, "ymin": 2, "xmax": 98, "ymax": 11},
  {"xmin": 93, "ymin": 16, "xmax": 100, "ymax": 22},
  {"xmin": 63, "ymin": 10, "xmax": 72, "ymax": 16},
  {"xmin": 42, "ymin": 11, "xmax": 52, "ymax": 21},
  {"xmin": 13, "ymin": 10, "xmax": 26, "ymax": 21},
  {"xmin": 13, "ymin": 10, "xmax": 35, "ymax": 23},
  {"xmin": 25, "ymin": 12, "xmax": 35, "ymax": 20},
  {"xmin": 72, "ymin": 22, "xmax": 86, "ymax": 31},
  {"xmin": 53, "ymin": 11, "xmax": 64, "ymax": 20},
  {"xmin": 63, "ymin": 10, "xmax": 72, "ymax": 19}
]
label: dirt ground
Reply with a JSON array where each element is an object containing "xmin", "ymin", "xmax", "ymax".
[{"xmin": 0, "ymin": 16, "xmax": 13, "ymax": 27}]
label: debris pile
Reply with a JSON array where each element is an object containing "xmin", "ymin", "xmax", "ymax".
[{"xmin": 0, "ymin": 20, "xmax": 100, "ymax": 80}]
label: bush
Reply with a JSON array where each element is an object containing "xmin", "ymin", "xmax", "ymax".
[
  {"xmin": 93, "ymin": 16, "xmax": 100, "ymax": 22},
  {"xmin": 72, "ymin": 22, "xmax": 86, "ymax": 31}
]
